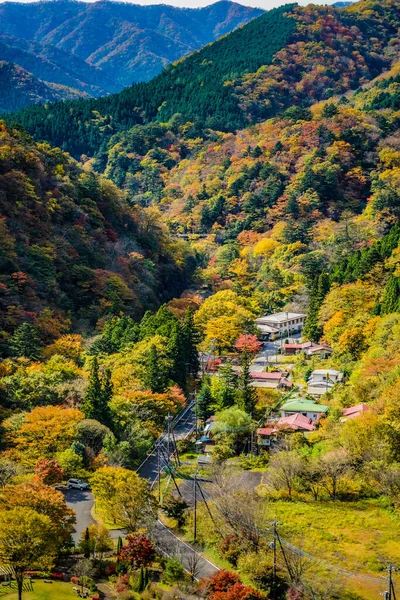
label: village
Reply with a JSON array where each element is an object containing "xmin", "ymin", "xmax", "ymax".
[{"xmin": 196, "ymin": 311, "xmax": 364, "ymax": 456}]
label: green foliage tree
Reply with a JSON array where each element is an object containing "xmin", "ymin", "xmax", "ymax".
[
  {"xmin": 197, "ymin": 383, "xmax": 213, "ymax": 421},
  {"xmin": 303, "ymin": 272, "xmax": 330, "ymax": 342},
  {"xmin": 0, "ymin": 507, "xmax": 58, "ymax": 600},
  {"xmin": 143, "ymin": 344, "xmax": 169, "ymax": 393},
  {"xmin": 82, "ymin": 359, "xmax": 113, "ymax": 427},
  {"xmin": 8, "ymin": 323, "xmax": 41, "ymax": 361},
  {"xmin": 381, "ymin": 275, "xmax": 400, "ymax": 314},
  {"xmin": 237, "ymin": 351, "xmax": 257, "ymax": 415}
]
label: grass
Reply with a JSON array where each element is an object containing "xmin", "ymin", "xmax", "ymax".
[
  {"xmin": 0, "ymin": 581, "xmax": 78, "ymax": 599},
  {"xmin": 262, "ymin": 497, "xmax": 400, "ymax": 597}
]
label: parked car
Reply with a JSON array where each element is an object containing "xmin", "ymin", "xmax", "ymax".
[{"xmin": 67, "ymin": 478, "xmax": 89, "ymax": 490}]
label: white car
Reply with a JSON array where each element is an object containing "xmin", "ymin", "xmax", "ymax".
[{"xmin": 67, "ymin": 478, "xmax": 89, "ymax": 490}]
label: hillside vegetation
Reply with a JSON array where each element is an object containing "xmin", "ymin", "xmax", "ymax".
[{"xmin": 0, "ymin": 122, "xmax": 196, "ymax": 351}]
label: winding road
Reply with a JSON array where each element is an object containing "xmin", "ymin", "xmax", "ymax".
[{"xmin": 64, "ymin": 403, "xmax": 219, "ymax": 580}]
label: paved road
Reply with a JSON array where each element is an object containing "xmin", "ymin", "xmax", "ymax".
[
  {"xmin": 63, "ymin": 488, "xmax": 95, "ymax": 544},
  {"xmin": 63, "ymin": 405, "xmax": 219, "ymax": 579},
  {"xmin": 63, "ymin": 488, "xmax": 123, "ymax": 544},
  {"xmin": 137, "ymin": 404, "xmax": 196, "ymax": 483}
]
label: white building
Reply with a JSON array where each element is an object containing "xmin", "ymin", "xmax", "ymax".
[
  {"xmin": 256, "ymin": 312, "xmax": 306, "ymax": 340},
  {"xmin": 307, "ymin": 369, "xmax": 344, "ymax": 397}
]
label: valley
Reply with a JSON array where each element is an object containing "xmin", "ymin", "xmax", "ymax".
[{"xmin": 1, "ymin": 0, "xmax": 400, "ymax": 598}]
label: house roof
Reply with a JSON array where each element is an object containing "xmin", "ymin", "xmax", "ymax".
[
  {"xmin": 306, "ymin": 345, "xmax": 333, "ymax": 354},
  {"xmin": 312, "ymin": 369, "xmax": 342, "ymax": 376},
  {"xmin": 284, "ymin": 341, "xmax": 314, "ymax": 350},
  {"xmin": 281, "ymin": 398, "xmax": 329, "ymax": 413},
  {"xmin": 257, "ymin": 324, "xmax": 280, "ymax": 334},
  {"xmin": 257, "ymin": 427, "xmax": 276, "ymax": 436},
  {"xmin": 256, "ymin": 312, "xmax": 306, "ymax": 324},
  {"xmin": 342, "ymin": 404, "xmax": 370, "ymax": 417},
  {"xmin": 250, "ymin": 371, "xmax": 283, "ymax": 380},
  {"xmin": 277, "ymin": 413, "xmax": 315, "ymax": 431}
]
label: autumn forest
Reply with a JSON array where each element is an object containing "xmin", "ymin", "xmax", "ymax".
[{"xmin": 1, "ymin": 0, "xmax": 400, "ymax": 598}]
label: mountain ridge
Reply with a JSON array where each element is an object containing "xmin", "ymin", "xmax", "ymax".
[{"xmin": 0, "ymin": 0, "xmax": 263, "ymax": 86}]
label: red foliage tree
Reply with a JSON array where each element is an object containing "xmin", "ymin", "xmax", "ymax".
[
  {"xmin": 205, "ymin": 570, "xmax": 240, "ymax": 595},
  {"xmin": 119, "ymin": 533, "xmax": 155, "ymax": 568},
  {"xmin": 34, "ymin": 458, "xmax": 64, "ymax": 485},
  {"xmin": 202, "ymin": 571, "xmax": 265, "ymax": 600},
  {"xmin": 214, "ymin": 582, "xmax": 264, "ymax": 600},
  {"xmin": 234, "ymin": 334, "xmax": 262, "ymax": 355}
]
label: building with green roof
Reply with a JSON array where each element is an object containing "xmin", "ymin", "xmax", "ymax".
[{"xmin": 280, "ymin": 398, "xmax": 329, "ymax": 422}]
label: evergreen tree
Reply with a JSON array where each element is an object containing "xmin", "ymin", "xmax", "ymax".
[
  {"xmin": 196, "ymin": 383, "xmax": 213, "ymax": 422},
  {"xmin": 100, "ymin": 368, "xmax": 114, "ymax": 428},
  {"xmin": 381, "ymin": 275, "xmax": 400, "ymax": 314},
  {"xmin": 143, "ymin": 344, "xmax": 169, "ymax": 393},
  {"xmin": 237, "ymin": 351, "xmax": 257, "ymax": 415},
  {"xmin": 82, "ymin": 359, "xmax": 113, "ymax": 427},
  {"xmin": 117, "ymin": 536, "xmax": 123, "ymax": 554},
  {"xmin": 8, "ymin": 323, "xmax": 41, "ymax": 360},
  {"xmin": 168, "ymin": 322, "xmax": 187, "ymax": 389},
  {"xmin": 83, "ymin": 527, "xmax": 91, "ymax": 559},
  {"xmin": 303, "ymin": 273, "xmax": 330, "ymax": 342},
  {"xmin": 137, "ymin": 566, "xmax": 145, "ymax": 592},
  {"xmin": 217, "ymin": 361, "xmax": 238, "ymax": 409},
  {"xmin": 182, "ymin": 308, "xmax": 200, "ymax": 377}
]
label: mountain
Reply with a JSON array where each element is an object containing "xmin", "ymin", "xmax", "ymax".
[
  {"xmin": 0, "ymin": 122, "xmax": 196, "ymax": 344},
  {"xmin": 0, "ymin": 35, "xmax": 122, "ymax": 96},
  {"xmin": 0, "ymin": 60, "xmax": 90, "ymax": 112},
  {"xmin": 7, "ymin": 4, "xmax": 296, "ymax": 156},
  {"xmin": 0, "ymin": 0, "xmax": 263, "ymax": 86}
]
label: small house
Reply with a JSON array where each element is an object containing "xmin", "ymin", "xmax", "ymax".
[
  {"xmin": 250, "ymin": 371, "xmax": 292, "ymax": 389},
  {"xmin": 256, "ymin": 426, "xmax": 277, "ymax": 448},
  {"xmin": 277, "ymin": 413, "xmax": 315, "ymax": 432},
  {"xmin": 341, "ymin": 403, "xmax": 369, "ymax": 421},
  {"xmin": 307, "ymin": 369, "xmax": 344, "ymax": 397},
  {"xmin": 284, "ymin": 341, "xmax": 333, "ymax": 359},
  {"xmin": 280, "ymin": 398, "xmax": 329, "ymax": 422}
]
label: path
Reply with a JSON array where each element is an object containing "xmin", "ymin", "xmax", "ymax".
[
  {"xmin": 137, "ymin": 403, "xmax": 219, "ymax": 579},
  {"xmin": 64, "ymin": 403, "xmax": 219, "ymax": 579},
  {"xmin": 63, "ymin": 488, "xmax": 124, "ymax": 544},
  {"xmin": 136, "ymin": 403, "xmax": 195, "ymax": 483}
]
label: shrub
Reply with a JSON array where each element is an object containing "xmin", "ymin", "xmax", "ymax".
[
  {"xmin": 219, "ymin": 536, "xmax": 242, "ymax": 566},
  {"xmin": 162, "ymin": 494, "xmax": 188, "ymax": 527},
  {"xmin": 162, "ymin": 558, "xmax": 185, "ymax": 583}
]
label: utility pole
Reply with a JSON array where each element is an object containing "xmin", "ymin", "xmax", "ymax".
[
  {"xmin": 157, "ymin": 446, "xmax": 161, "ymax": 503},
  {"xmin": 194, "ymin": 389, "xmax": 198, "ymax": 440},
  {"xmin": 165, "ymin": 414, "xmax": 172, "ymax": 457},
  {"xmin": 272, "ymin": 515, "xmax": 277, "ymax": 599},
  {"xmin": 193, "ymin": 472, "xmax": 197, "ymax": 542},
  {"xmin": 387, "ymin": 563, "xmax": 397, "ymax": 600}
]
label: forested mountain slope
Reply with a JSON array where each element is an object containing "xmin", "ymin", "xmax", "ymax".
[
  {"xmin": 0, "ymin": 0, "xmax": 262, "ymax": 86},
  {"xmin": 7, "ymin": 0, "xmax": 400, "ymax": 160},
  {"xmin": 0, "ymin": 122, "xmax": 196, "ymax": 350},
  {"xmin": 0, "ymin": 61, "xmax": 89, "ymax": 113},
  {"xmin": 0, "ymin": 34, "xmax": 122, "ymax": 97},
  {"xmin": 6, "ymin": 4, "xmax": 297, "ymax": 157}
]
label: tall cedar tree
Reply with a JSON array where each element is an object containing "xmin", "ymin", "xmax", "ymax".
[
  {"xmin": 303, "ymin": 273, "xmax": 330, "ymax": 342},
  {"xmin": 381, "ymin": 275, "xmax": 400, "ymax": 314},
  {"xmin": 168, "ymin": 322, "xmax": 187, "ymax": 389},
  {"xmin": 9, "ymin": 323, "xmax": 41, "ymax": 360},
  {"xmin": 183, "ymin": 308, "xmax": 200, "ymax": 377},
  {"xmin": 197, "ymin": 383, "xmax": 213, "ymax": 422},
  {"xmin": 82, "ymin": 358, "xmax": 113, "ymax": 427},
  {"xmin": 144, "ymin": 344, "xmax": 169, "ymax": 393},
  {"xmin": 237, "ymin": 351, "xmax": 257, "ymax": 415}
]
